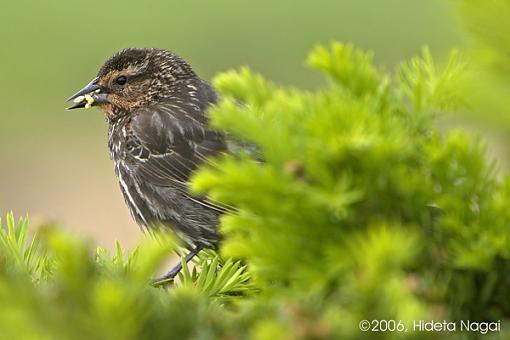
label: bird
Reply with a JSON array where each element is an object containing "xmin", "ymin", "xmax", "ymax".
[{"xmin": 67, "ymin": 48, "xmax": 231, "ymax": 281}]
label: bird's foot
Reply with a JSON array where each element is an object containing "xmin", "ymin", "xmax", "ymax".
[
  {"xmin": 152, "ymin": 246, "xmax": 202, "ymax": 286},
  {"xmin": 152, "ymin": 262, "xmax": 183, "ymax": 286}
]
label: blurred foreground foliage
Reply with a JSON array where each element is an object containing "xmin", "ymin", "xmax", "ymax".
[{"xmin": 2, "ymin": 39, "xmax": 510, "ymax": 339}]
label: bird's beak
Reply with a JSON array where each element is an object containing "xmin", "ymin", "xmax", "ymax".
[{"xmin": 66, "ymin": 77, "xmax": 109, "ymax": 110}]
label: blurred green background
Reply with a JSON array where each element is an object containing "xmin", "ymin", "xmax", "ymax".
[{"xmin": 0, "ymin": 0, "xmax": 466, "ymax": 247}]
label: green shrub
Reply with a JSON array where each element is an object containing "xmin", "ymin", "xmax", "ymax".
[{"xmin": 1, "ymin": 40, "xmax": 509, "ymax": 339}]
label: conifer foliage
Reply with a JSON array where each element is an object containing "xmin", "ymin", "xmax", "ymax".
[{"xmin": 1, "ymin": 40, "xmax": 509, "ymax": 339}]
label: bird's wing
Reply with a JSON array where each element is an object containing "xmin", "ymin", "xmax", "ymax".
[{"xmin": 124, "ymin": 103, "xmax": 231, "ymax": 213}]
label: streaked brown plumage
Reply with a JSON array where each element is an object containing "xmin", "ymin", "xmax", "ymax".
[{"xmin": 67, "ymin": 48, "xmax": 231, "ymax": 279}]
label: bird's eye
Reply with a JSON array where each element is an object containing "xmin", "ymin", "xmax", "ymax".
[{"xmin": 115, "ymin": 75, "xmax": 127, "ymax": 86}]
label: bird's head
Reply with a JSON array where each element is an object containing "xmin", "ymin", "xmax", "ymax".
[{"xmin": 67, "ymin": 48, "xmax": 198, "ymax": 118}]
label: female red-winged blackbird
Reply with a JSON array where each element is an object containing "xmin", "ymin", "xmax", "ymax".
[{"xmin": 67, "ymin": 48, "xmax": 230, "ymax": 280}]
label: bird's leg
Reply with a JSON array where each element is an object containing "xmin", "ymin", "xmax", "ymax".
[{"xmin": 154, "ymin": 246, "xmax": 203, "ymax": 284}]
